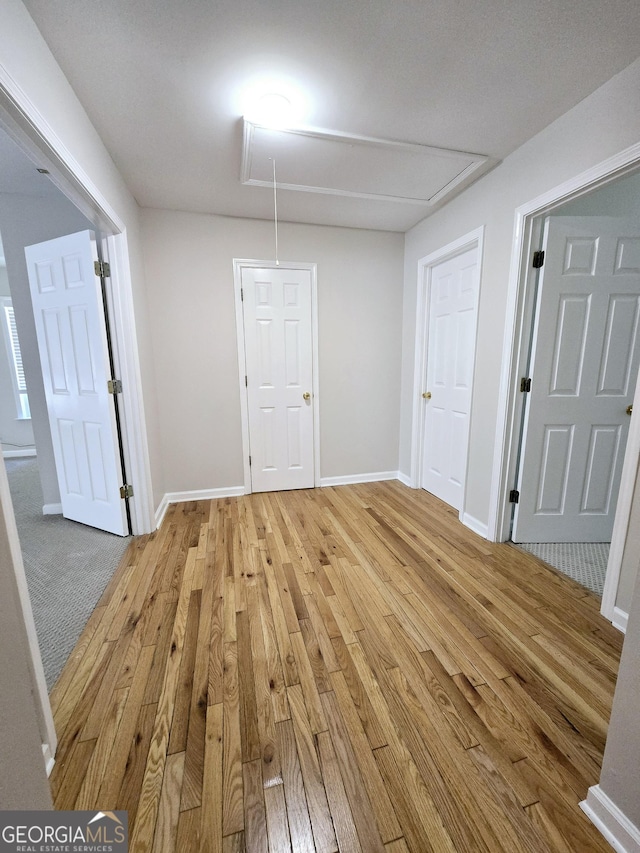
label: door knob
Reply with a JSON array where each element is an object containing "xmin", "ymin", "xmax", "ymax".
[
  {"xmin": 627, "ymin": 404, "xmax": 633, "ymax": 416},
  {"xmin": 303, "ymin": 392, "xmax": 311, "ymax": 401},
  {"xmin": 422, "ymin": 391, "xmax": 432, "ymax": 400}
]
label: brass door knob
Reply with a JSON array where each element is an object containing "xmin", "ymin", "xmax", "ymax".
[
  {"xmin": 627, "ymin": 404, "xmax": 633, "ymax": 416},
  {"xmin": 422, "ymin": 391, "xmax": 432, "ymax": 400},
  {"xmin": 303, "ymin": 392, "xmax": 311, "ymax": 401}
]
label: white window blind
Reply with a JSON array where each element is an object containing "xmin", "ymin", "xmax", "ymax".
[{"xmin": 2, "ymin": 301, "xmax": 31, "ymax": 419}]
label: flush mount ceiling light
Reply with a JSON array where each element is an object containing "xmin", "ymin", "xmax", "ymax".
[
  {"xmin": 240, "ymin": 78, "xmax": 310, "ymax": 130},
  {"xmin": 251, "ymin": 93, "xmax": 294, "ymax": 129}
]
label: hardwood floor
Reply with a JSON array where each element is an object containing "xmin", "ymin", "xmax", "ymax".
[{"xmin": 49, "ymin": 482, "xmax": 622, "ymax": 852}]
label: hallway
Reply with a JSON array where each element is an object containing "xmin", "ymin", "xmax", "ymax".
[{"xmin": 49, "ymin": 482, "xmax": 621, "ymax": 852}]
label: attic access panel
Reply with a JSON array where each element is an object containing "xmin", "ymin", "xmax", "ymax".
[{"xmin": 241, "ymin": 119, "xmax": 491, "ymax": 206}]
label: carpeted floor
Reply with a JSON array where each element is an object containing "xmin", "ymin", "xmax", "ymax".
[
  {"xmin": 4, "ymin": 457, "xmax": 131, "ymax": 690},
  {"xmin": 515, "ymin": 541, "xmax": 609, "ymax": 596}
]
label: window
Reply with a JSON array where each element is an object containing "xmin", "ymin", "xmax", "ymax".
[{"xmin": 2, "ymin": 298, "xmax": 31, "ymax": 419}]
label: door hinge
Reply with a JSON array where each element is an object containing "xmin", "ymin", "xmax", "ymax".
[
  {"xmin": 509, "ymin": 489, "xmax": 520, "ymax": 504},
  {"xmin": 245, "ymin": 375, "xmax": 248, "ymax": 387},
  {"xmin": 120, "ymin": 484, "xmax": 134, "ymax": 499},
  {"xmin": 532, "ymin": 250, "xmax": 545, "ymax": 269},
  {"xmin": 241, "ymin": 287, "xmax": 244, "ymax": 302},
  {"xmin": 520, "ymin": 377, "xmax": 532, "ymax": 393},
  {"xmin": 248, "ymin": 456, "xmax": 252, "ymax": 467},
  {"xmin": 107, "ymin": 378, "xmax": 123, "ymax": 395},
  {"xmin": 94, "ymin": 260, "xmax": 111, "ymax": 278}
]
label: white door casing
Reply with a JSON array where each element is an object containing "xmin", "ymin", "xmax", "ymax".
[
  {"xmin": 25, "ymin": 230, "xmax": 128, "ymax": 535},
  {"xmin": 419, "ymin": 243, "xmax": 481, "ymax": 512},
  {"xmin": 238, "ymin": 263, "xmax": 317, "ymax": 493},
  {"xmin": 513, "ymin": 216, "xmax": 640, "ymax": 543}
]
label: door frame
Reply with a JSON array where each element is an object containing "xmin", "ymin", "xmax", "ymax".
[
  {"xmin": 409, "ymin": 227, "xmax": 484, "ymax": 529},
  {"xmin": 489, "ymin": 140, "xmax": 640, "ymax": 626},
  {"xmin": 233, "ymin": 259, "xmax": 321, "ymax": 494},
  {"xmin": 0, "ymin": 66, "xmax": 154, "ymax": 770}
]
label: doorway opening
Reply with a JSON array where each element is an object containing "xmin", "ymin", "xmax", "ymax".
[
  {"xmin": 410, "ymin": 227, "xmax": 484, "ymax": 534},
  {"xmin": 0, "ymin": 78, "xmax": 154, "ymax": 766},
  {"xmin": 490, "ymin": 142, "xmax": 640, "ymax": 628}
]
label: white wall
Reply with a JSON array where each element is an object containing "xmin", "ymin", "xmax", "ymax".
[
  {"xmin": 401, "ymin": 57, "xmax": 640, "ymax": 530},
  {"xmin": 141, "ymin": 209, "xmax": 404, "ymax": 495}
]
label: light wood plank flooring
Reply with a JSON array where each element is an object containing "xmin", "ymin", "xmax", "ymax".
[{"xmin": 49, "ymin": 482, "xmax": 622, "ymax": 852}]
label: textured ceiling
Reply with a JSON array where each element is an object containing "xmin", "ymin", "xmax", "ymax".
[{"xmin": 20, "ymin": 0, "xmax": 640, "ymax": 231}]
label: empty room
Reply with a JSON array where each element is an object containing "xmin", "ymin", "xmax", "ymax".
[{"xmin": 2, "ymin": 1, "xmax": 640, "ymax": 852}]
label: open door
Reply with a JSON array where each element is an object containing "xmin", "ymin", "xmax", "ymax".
[
  {"xmin": 513, "ymin": 216, "xmax": 640, "ymax": 543},
  {"xmin": 24, "ymin": 230, "xmax": 128, "ymax": 535}
]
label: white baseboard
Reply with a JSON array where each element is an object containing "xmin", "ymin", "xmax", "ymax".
[
  {"xmin": 397, "ymin": 471, "xmax": 414, "ymax": 488},
  {"xmin": 613, "ymin": 606, "xmax": 629, "ymax": 634},
  {"xmin": 462, "ymin": 512, "xmax": 489, "ymax": 539},
  {"xmin": 42, "ymin": 743, "xmax": 55, "ymax": 777},
  {"xmin": 581, "ymin": 785, "xmax": 640, "ymax": 853},
  {"xmin": 42, "ymin": 503, "xmax": 62, "ymax": 515},
  {"xmin": 155, "ymin": 485, "xmax": 246, "ymax": 529},
  {"xmin": 320, "ymin": 471, "xmax": 399, "ymax": 488},
  {"xmin": 2, "ymin": 448, "xmax": 37, "ymax": 458}
]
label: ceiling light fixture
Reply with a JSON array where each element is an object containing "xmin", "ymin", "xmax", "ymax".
[
  {"xmin": 253, "ymin": 93, "xmax": 294, "ymax": 129},
  {"xmin": 240, "ymin": 77, "xmax": 309, "ymax": 129}
]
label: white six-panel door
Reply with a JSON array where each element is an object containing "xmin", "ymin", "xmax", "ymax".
[
  {"xmin": 25, "ymin": 230, "xmax": 128, "ymax": 535},
  {"xmin": 513, "ymin": 216, "xmax": 640, "ymax": 543},
  {"xmin": 241, "ymin": 266, "xmax": 315, "ymax": 492},
  {"xmin": 421, "ymin": 247, "xmax": 479, "ymax": 510}
]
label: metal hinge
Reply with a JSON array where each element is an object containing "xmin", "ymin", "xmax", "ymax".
[
  {"xmin": 120, "ymin": 484, "xmax": 134, "ymax": 499},
  {"xmin": 249, "ymin": 456, "xmax": 252, "ymax": 467},
  {"xmin": 241, "ymin": 287, "xmax": 244, "ymax": 302},
  {"xmin": 532, "ymin": 250, "xmax": 545, "ymax": 269},
  {"xmin": 245, "ymin": 375, "xmax": 248, "ymax": 387},
  {"xmin": 509, "ymin": 489, "xmax": 520, "ymax": 504},
  {"xmin": 520, "ymin": 377, "xmax": 532, "ymax": 393},
  {"xmin": 94, "ymin": 260, "xmax": 111, "ymax": 278},
  {"xmin": 107, "ymin": 379, "xmax": 123, "ymax": 394}
]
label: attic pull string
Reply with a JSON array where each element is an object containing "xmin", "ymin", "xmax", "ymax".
[{"xmin": 269, "ymin": 157, "xmax": 279, "ymax": 266}]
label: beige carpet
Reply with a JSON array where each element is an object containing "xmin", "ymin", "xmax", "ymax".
[{"xmin": 4, "ymin": 457, "xmax": 131, "ymax": 689}]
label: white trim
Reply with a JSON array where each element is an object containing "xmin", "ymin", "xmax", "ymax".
[
  {"xmin": 42, "ymin": 743, "xmax": 55, "ymax": 777},
  {"xmin": 409, "ymin": 227, "xmax": 485, "ymax": 522},
  {"xmin": 233, "ymin": 259, "xmax": 320, "ymax": 495},
  {"xmin": 581, "ymin": 785, "xmax": 640, "ymax": 853},
  {"xmin": 397, "ymin": 470, "xmax": 414, "ymax": 488},
  {"xmin": 42, "ymin": 503, "xmax": 62, "ymax": 516},
  {"xmin": 102, "ymin": 233, "xmax": 155, "ymax": 536},
  {"xmin": 2, "ymin": 448, "xmax": 37, "ymax": 458},
  {"xmin": 490, "ymin": 142, "xmax": 640, "ymax": 628},
  {"xmin": 156, "ymin": 486, "xmax": 246, "ymax": 528},
  {"xmin": 612, "ymin": 606, "xmax": 629, "ymax": 634},
  {"xmin": 462, "ymin": 513, "xmax": 489, "ymax": 539},
  {"xmin": 0, "ymin": 444, "xmax": 56, "ymax": 770},
  {"xmin": 320, "ymin": 471, "xmax": 398, "ymax": 488},
  {"xmin": 602, "ymin": 367, "xmax": 640, "ymax": 621}
]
